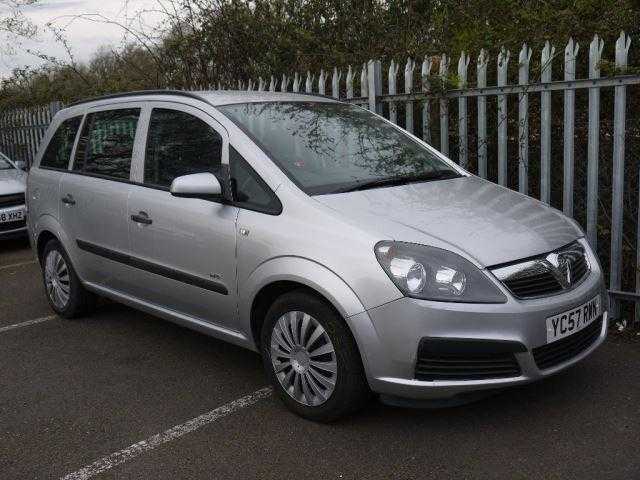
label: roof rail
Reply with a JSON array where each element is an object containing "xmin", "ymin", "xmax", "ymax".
[{"xmin": 67, "ymin": 89, "xmax": 205, "ymax": 108}]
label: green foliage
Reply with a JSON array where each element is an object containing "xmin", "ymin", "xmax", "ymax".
[{"xmin": 1, "ymin": 0, "xmax": 640, "ymax": 108}]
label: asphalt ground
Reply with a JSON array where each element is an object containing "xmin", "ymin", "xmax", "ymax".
[{"xmin": 1, "ymin": 236, "xmax": 639, "ymax": 479}]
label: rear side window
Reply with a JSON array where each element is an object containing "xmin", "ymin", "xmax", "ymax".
[
  {"xmin": 73, "ymin": 108, "xmax": 140, "ymax": 180},
  {"xmin": 230, "ymin": 147, "xmax": 281, "ymax": 214},
  {"xmin": 40, "ymin": 116, "xmax": 82, "ymax": 169},
  {"xmin": 144, "ymin": 108, "xmax": 223, "ymax": 188}
]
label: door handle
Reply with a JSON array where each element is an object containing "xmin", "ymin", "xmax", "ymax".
[
  {"xmin": 131, "ymin": 211, "xmax": 153, "ymax": 225},
  {"xmin": 61, "ymin": 194, "xmax": 76, "ymax": 205}
]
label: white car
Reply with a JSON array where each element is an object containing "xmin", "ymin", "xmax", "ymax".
[{"xmin": 0, "ymin": 152, "xmax": 27, "ymax": 238}]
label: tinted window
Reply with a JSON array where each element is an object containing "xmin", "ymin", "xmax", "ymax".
[
  {"xmin": 144, "ymin": 109, "xmax": 222, "ymax": 188},
  {"xmin": 218, "ymin": 102, "xmax": 459, "ymax": 195},
  {"xmin": 73, "ymin": 109, "xmax": 140, "ymax": 180},
  {"xmin": 41, "ymin": 116, "xmax": 82, "ymax": 169},
  {"xmin": 230, "ymin": 147, "xmax": 281, "ymax": 214}
]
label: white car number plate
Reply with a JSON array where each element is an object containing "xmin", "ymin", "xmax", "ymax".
[
  {"xmin": 546, "ymin": 295, "xmax": 601, "ymax": 344},
  {"xmin": 0, "ymin": 207, "xmax": 25, "ymax": 223}
]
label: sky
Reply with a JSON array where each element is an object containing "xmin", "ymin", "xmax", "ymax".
[{"xmin": 0, "ymin": 0, "xmax": 164, "ymax": 77}]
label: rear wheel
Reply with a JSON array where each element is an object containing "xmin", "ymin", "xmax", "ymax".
[
  {"xmin": 41, "ymin": 239, "xmax": 95, "ymax": 318},
  {"xmin": 261, "ymin": 290, "xmax": 370, "ymax": 422}
]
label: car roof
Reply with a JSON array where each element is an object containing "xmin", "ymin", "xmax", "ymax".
[{"xmin": 67, "ymin": 89, "xmax": 338, "ymax": 108}]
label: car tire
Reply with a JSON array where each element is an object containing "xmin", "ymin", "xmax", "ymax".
[
  {"xmin": 261, "ymin": 290, "xmax": 371, "ymax": 422},
  {"xmin": 41, "ymin": 239, "xmax": 96, "ymax": 318}
]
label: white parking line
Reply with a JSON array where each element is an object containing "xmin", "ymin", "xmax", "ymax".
[
  {"xmin": 0, "ymin": 259, "xmax": 37, "ymax": 271},
  {"xmin": 61, "ymin": 387, "xmax": 273, "ymax": 480},
  {"xmin": 0, "ymin": 315, "xmax": 56, "ymax": 334}
]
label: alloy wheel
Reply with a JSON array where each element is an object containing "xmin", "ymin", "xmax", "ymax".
[
  {"xmin": 44, "ymin": 250, "xmax": 71, "ymax": 310},
  {"xmin": 270, "ymin": 311, "xmax": 337, "ymax": 406}
]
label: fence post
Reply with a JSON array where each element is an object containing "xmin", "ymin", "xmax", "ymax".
[
  {"xmin": 292, "ymin": 73, "xmax": 300, "ymax": 93},
  {"xmin": 439, "ymin": 54, "xmax": 450, "ymax": 155},
  {"xmin": 332, "ymin": 67, "xmax": 342, "ymax": 99},
  {"xmin": 421, "ymin": 56, "xmax": 433, "ymax": 144},
  {"xmin": 360, "ymin": 63, "xmax": 368, "ymax": 100},
  {"xmin": 405, "ymin": 58, "xmax": 415, "ymax": 134},
  {"xmin": 305, "ymin": 72, "xmax": 314, "ymax": 93},
  {"xmin": 346, "ymin": 66, "xmax": 354, "ymax": 99},
  {"xmin": 457, "ymin": 52, "xmax": 470, "ymax": 167},
  {"xmin": 563, "ymin": 38, "xmax": 579, "ymax": 217},
  {"xmin": 610, "ymin": 31, "xmax": 631, "ymax": 320},
  {"xmin": 476, "ymin": 49, "xmax": 488, "ymax": 179},
  {"xmin": 281, "ymin": 74, "xmax": 289, "ymax": 92},
  {"xmin": 367, "ymin": 59, "xmax": 382, "ymax": 114},
  {"xmin": 540, "ymin": 41, "xmax": 555, "ymax": 204},
  {"xmin": 587, "ymin": 35, "xmax": 604, "ymax": 249},
  {"xmin": 318, "ymin": 69, "xmax": 326, "ymax": 95},
  {"xmin": 518, "ymin": 43, "xmax": 532, "ymax": 194},
  {"xmin": 388, "ymin": 60, "xmax": 399, "ymax": 124},
  {"xmin": 497, "ymin": 47, "xmax": 510, "ymax": 186}
]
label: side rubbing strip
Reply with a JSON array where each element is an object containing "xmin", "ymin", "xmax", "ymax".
[{"xmin": 76, "ymin": 239, "xmax": 228, "ymax": 295}]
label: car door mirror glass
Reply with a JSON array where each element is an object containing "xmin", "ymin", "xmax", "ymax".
[
  {"xmin": 14, "ymin": 160, "xmax": 27, "ymax": 171},
  {"xmin": 170, "ymin": 172, "xmax": 222, "ymax": 199}
]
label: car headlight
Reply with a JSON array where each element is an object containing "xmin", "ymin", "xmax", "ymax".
[{"xmin": 374, "ymin": 241, "xmax": 507, "ymax": 303}]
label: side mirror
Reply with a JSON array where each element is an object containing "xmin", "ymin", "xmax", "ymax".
[
  {"xmin": 170, "ymin": 173, "xmax": 222, "ymax": 200},
  {"xmin": 14, "ymin": 160, "xmax": 27, "ymax": 171}
]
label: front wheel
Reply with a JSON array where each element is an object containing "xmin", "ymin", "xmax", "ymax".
[{"xmin": 261, "ymin": 290, "xmax": 371, "ymax": 422}]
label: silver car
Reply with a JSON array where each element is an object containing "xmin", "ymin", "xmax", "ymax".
[
  {"xmin": 27, "ymin": 90, "xmax": 608, "ymax": 421},
  {"xmin": 0, "ymin": 151, "xmax": 27, "ymax": 238}
]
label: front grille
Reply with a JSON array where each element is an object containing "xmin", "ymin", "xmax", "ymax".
[
  {"xmin": 532, "ymin": 316, "xmax": 603, "ymax": 370},
  {"xmin": 0, "ymin": 218, "xmax": 26, "ymax": 232},
  {"xmin": 0, "ymin": 192, "xmax": 25, "ymax": 208},
  {"xmin": 491, "ymin": 241, "xmax": 590, "ymax": 300},
  {"xmin": 415, "ymin": 338, "xmax": 523, "ymax": 381}
]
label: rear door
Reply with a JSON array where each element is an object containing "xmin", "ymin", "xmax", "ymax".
[
  {"xmin": 60, "ymin": 104, "xmax": 144, "ymax": 291},
  {"xmin": 126, "ymin": 102, "xmax": 239, "ymax": 329}
]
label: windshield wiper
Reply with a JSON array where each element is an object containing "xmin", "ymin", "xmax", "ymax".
[{"xmin": 333, "ymin": 170, "xmax": 462, "ymax": 193}]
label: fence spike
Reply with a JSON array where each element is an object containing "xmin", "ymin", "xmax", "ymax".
[
  {"xmin": 269, "ymin": 75, "xmax": 276, "ymax": 92},
  {"xmin": 305, "ymin": 71, "xmax": 314, "ymax": 93},
  {"xmin": 258, "ymin": 77, "xmax": 265, "ymax": 91},
  {"xmin": 421, "ymin": 56, "xmax": 434, "ymax": 143},
  {"xmin": 346, "ymin": 65, "xmax": 354, "ymax": 99},
  {"xmin": 457, "ymin": 52, "xmax": 469, "ymax": 166},
  {"xmin": 497, "ymin": 47, "xmax": 510, "ymax": 186},
  {"xmin": 281, "ymin": 74, "xmax": 290, "ymax": 92},
  {"xmin": 476, "ymin": 49, "xmax": 488, "ymax": 178},
  {"xmin": 439, "ymin": 54, "xmax": 450, "ymax": 155},
  {"xmin": 405, "ymin": 58, "xmax": 416, "ymax": 133},
  {"xmin": 388, "ymin": 60, "xmax": 399, "ymax": 124},
  {"xmin": 360, "ymin": 63, "xmax": 368, "ymax": 98},
  {"xmin": 587, "ymin": 34, "xmax": 604, "ymax": 249},
  {"xmin": 518, "ymin": 43, "xmax": 532, "ymax": 194},
  {"xmin": 292, "ymin": 72, "xmax": 300, "ymax": 92},
  {"xmin": 331, "ymin": 67, "xmax": 341, "ymax": 99},
  {"xmin": 318, "ymin": 69, "xmax": 326, "ymax": 95},
  {"xmin": 540, "ymin": 41, "xmax": 555, "ymax": 203},
  {"xmin": 611, "ymin": 30, "xmax": 631, "ymax": 320},
  {"xmin": 563, "ymin": 38, "xmax": 579, "ymax": 217}
]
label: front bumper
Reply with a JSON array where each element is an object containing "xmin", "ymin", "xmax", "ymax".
[{"xmin": 349, "ymin": 254, "xmax": 608, "ymax": 401}]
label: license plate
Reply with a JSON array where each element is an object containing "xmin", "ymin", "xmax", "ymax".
[
  {"xmin": 546, "ymin": 296, "xmax": 601, "ymax": 344},
  {"xmin": 0, "ymin": 207, "xmax": 25, "ymax": 223}
]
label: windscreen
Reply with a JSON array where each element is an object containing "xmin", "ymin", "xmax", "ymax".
[{"xmin": 218, "ymin": 102, "xmax": 458, "ymax": 195}]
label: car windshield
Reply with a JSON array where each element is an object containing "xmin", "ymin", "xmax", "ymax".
[
  {"xmin": 0, "ymin": 156, "xmax": 14, "ymax": 170},
  {"xmin": 218, "ymin": 102, "xmax": 460, "ymax": 195}
]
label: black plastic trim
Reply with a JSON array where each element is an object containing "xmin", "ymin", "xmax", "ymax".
[
  {"xmin": 418, "ymin": 337, "xmax": 527, "ymax": 355},
  {"xmin": 76, "ymin": 239, "xmax": 228, "ymax": 295}
]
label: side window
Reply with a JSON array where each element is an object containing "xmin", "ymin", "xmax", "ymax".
[
  {"xmin": 73, "ymin": 108, "xmax": 140, "ymax": 180},
  {"xmin": 40, "ymin": 116, "xmax": 82, "ymax": 169},
  {"xmin": 144, "ymin": 108, "xmax": 222, "ymax": 188},
  {"xmin": 230, "ymin": 147, "xmax": 282, "ymax": 215}
]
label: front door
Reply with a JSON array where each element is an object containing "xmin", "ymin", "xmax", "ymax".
[{"xmin": 126, "ymin": 103, "xmax": 239, "ymax": 329}]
